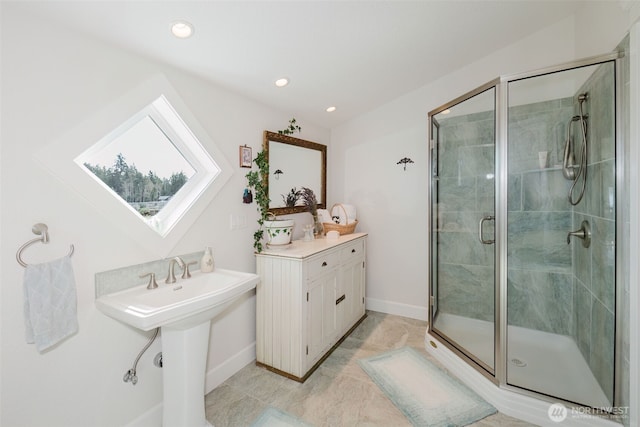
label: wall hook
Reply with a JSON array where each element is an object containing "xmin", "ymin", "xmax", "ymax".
[
  {"xmin": 397, "ymin": 157, "xmax": 414, "ymax": 171},
  {"xmin": 274, "ymin": 169, "xmax": 284, "ymax": 180}
]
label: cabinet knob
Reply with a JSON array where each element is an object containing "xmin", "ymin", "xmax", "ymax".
[
  {"xmin": 322, "ymin": 261, "xmax": 328, "ymax": 267},
  {"xmin": 351, "ymin": 249, "xmax": 356, "ymax": 253}
]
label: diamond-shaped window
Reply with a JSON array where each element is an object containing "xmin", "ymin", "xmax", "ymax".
[{"xmin": 75, "ymin": 95, "xmax": 221, "ymax": 237}]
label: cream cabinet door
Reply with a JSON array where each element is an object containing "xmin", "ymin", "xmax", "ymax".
[
  {"xmin": 340, "ymin": 258, "xmax": 365, "ymax": 332},
  {"xmin": 306, "ymin": 271, "xmax": 338, "ymax": 365}
]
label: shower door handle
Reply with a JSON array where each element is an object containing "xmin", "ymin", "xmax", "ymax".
[{"xmin": 478, "ymin": 215, "xmax": 495, "ymax": 245}]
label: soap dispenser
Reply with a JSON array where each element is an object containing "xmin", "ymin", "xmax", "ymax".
[{"xmin": 200, "ymin": 247, "xmax": 214, "ymax": 273}]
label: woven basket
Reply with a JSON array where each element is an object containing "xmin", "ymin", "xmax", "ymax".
[{"xmin": 322, "ymin": 203, "xmax": 358, "ymax": 235}]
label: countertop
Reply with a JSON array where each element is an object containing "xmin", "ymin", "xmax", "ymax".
[{"xmin": 256, "ymin": 232, "xmax": 368, "ymax": 259}]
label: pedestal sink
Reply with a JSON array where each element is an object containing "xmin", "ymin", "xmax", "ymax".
[{"xmin": 96, "ymin": 268, "xmax": 260, "ymax": 427}]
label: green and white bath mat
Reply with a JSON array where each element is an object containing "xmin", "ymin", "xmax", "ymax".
[{"xmin": 359, "ymin": 346, "xmax": 496, "ymax": 426}]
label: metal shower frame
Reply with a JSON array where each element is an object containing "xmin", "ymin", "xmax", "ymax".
[{"xmin": 427, "ymin": 50, "xmax": 624, "ymax": 410}]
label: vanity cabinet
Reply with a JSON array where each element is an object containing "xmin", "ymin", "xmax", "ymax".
[{"xmin": 256, "ymin": 233, "xmax": 367, "ymax": 381}]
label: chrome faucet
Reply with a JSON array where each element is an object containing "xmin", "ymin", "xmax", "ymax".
[{"xmin": 165, "ymin": 257, "xmax": 186, "ymax": 284}]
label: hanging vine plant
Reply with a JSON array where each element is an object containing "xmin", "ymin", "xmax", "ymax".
[
  {"xmin": 278, "ymin": 118, "xmax": 302, "ymax": 135},
  {"xmin": 247, "ymin": 118, "xmax": 303, "ymax": 252},
  {"xmin": 245, "ymin": 149, "xmax": 270, "ymax": 253}
]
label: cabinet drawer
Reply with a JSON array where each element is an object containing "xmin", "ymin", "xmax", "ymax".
[
  {"xmin": 307, "ymin": 251, "xmax": 339, "ymax": 280},
  {"xmin": 340, "ymin": 239, "xmax": 365, "ymax": 263}
]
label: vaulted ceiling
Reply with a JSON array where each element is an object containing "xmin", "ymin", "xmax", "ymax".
[{"xmin": 11, "ymin": 1, "xmax": 586, "ymax": 128}]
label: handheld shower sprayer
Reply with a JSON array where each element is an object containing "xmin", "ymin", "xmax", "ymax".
[
  {"xmin": 562, "ymin": 93, "xmax": 588, "ymax": 205},
  {"xmin": 562, "ymin": 116, "xmax": 581, "ymax": 180}
]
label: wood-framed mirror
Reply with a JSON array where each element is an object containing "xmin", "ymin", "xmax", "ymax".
[{"xmin": 263, "ymin": 130, "xmax": 327, "ymax": 215}]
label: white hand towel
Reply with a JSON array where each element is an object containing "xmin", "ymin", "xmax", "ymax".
[
  {"xmin": 23, "ymin": 255, "xmax": 78, "ymax": 352},
  {"xmin": 331, "ymin": 204, "xmax": 357, "ymax": 225}
]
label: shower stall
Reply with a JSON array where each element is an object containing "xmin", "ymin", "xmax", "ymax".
[{"xmin": 427, "ymin": 52, "xmax": 622, "ymax": 413}]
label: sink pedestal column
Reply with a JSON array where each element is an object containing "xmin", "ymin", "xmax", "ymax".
[{"xmin": 161, "ymin": 320, "xmax": 213, "ymax": 427}]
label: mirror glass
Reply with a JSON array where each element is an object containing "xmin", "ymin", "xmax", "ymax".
[
  {"xmin": 264, "ymin": 131, "xmax": 326, "ymax": 214},
  {"xmin": 75, "ymin": 95, "xmax": 222, "ymax": 237}
]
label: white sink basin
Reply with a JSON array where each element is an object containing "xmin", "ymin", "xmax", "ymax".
[
  {"xmin": 96, "ymin": 267, "xmax": 260, "ymax": 427},
  {"xmin": 96, "ymin": 268, "xmax": 259, "ymax": 331}
]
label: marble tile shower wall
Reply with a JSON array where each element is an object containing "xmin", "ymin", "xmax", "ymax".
[
  {"xmin": 437, "ymin": 99, "xmax": 576, "ymax": 330},
  {"xmin": 572, "ymin": 61, "xmax": 617, "ymax": 404},
  {"xmin": 437, "ymin": 110, "xmax": 496, "ymax": 322},
  {"xmin": 507, "ymin": 98, "xmax": 574, "ymax": 336}
]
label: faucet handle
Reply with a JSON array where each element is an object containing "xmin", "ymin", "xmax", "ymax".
[
  {"xmin": 140, "ymin": 272, "xmax": 158, "ymax": 290},
  {"xmin": 567, "ymin": 220, "xmax": 591, "ymax": 248},
  {"xmin": 182, "ymin": 261, "xmax": 197, "ymax": 279}
]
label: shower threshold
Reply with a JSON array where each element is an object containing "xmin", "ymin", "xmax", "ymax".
[{"xmin": 432, "ymin": 313, "xmax": 610, "ymax": 409}]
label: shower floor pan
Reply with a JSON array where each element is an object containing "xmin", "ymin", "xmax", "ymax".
[{"xmin": 433, "ymin": 313, "xmax": 610, "ymax": 408}]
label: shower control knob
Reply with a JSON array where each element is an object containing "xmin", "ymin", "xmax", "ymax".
[{"xmin": 567, "ymin": 220, "xmax": 591, "ymax": 248}]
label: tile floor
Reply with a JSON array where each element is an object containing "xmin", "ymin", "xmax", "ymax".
[{"xmin": 204, "ymin": 311, "xmax": 536, "ymax": 426}]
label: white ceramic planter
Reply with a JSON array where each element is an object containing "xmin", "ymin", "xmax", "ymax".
[{"xmin": 264, "ymin": 219, "xmax": 294, "ymax": 245}]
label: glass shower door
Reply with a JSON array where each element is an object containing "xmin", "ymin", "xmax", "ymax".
[
  {"xmin": 430, "ymin": 86, "xmax": 496, "ymax": 373},
  {"xmin": 506, "ymin": 61, "xmax": 616, "ymax": 407}
]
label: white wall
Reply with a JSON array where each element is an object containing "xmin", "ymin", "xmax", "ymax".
[
  {"xmin": 574, "ymin": 1, "xmax": 640, "ymax": 59},
  {"xmin": 331, "ymin": 15, "xmax": 578, "ymax": 320},
  {"xmin": 0, "ymin": 6, "xmax": 329, "ymax": 427}
]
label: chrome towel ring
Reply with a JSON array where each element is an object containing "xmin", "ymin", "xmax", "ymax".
[{"xmin": 16, "ymin": 223, "xmax": 75, "ymax": 267}]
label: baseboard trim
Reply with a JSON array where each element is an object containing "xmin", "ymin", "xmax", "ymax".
[
  {"xmin": 366, "ymin": 297, "xmax": 427, "ymax": 321},
  {"xmin": 124, "ymin": 403, "xmax": 162, "ymax": 427},
  {"xmin": 205, "ymin": 342, "xmax": 256, "ymax": 393},
  {"xmin": 125, "ymin": 342, "xmax": 256, "ymax": 427}
]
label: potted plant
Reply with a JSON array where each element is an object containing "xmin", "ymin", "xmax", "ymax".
[
  {"xmin": 282, "ymin": 187, "xmax": 301, "ymax": 207},
  {"xmin": 278, "ymin": 118, "xmax": 302, "ymax": 135},
  {"xmin": 247, "ymin": 119, "xmax": 303, "ymax": 252},
  {"xmin": 246, "ymin": 149, "xmax": 296, "ymax": 251},
  {"xmin": 245, "ymin": 149, "xmax": 270, "ymax": 253},
  {"xmin": 300, "ymin": 187, "xmax": 323, "ymax": 237},
  {"xmin": 263, "ymin": 216, "xmax": 295, "ymax": 246}
]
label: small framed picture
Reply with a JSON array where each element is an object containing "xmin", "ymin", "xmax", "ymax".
[{"xmin": 239, "ymin": 145, "xmax": 252, "ymax": 168}]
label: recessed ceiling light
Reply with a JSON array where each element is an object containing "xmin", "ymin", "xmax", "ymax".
[
  {"xmin": 171, "ymin": 20, "xmax": 194, "ymax": 39},
  {"xmin": 275, "ymin": 78, "xmax": 289, "ymax": 87},
  {"xmin": 326, "ymin": 106, "xmax": 337, "ymax": 113}
]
